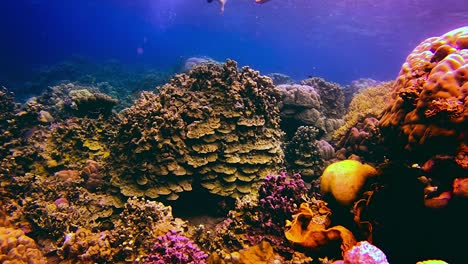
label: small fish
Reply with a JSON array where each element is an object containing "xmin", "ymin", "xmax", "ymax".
[
  {"xmin": 255, "ymin": 0, "xmax": 271, "ymax": 3},
  {"xmin": 207, "ymin": 0, "xmax": 227, "ymax": 13}
]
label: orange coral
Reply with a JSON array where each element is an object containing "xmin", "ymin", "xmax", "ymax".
[
  {"xmin": 0, "ymin": 226, "xmax": 47, "ymax": 264},
  {"xmin": 285, "ymin": 203, "xmax": 357, "ymax": 254},
  {"xmin": 379, "ymin": 26, "xmax": 468, "ymax": 159}
]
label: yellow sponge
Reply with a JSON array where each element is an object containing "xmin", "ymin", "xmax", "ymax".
[{"xmin": 320, "ymin": 160, "xmax": 378, "ymax": 206}]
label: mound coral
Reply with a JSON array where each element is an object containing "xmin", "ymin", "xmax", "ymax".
[
  {"xmin": 285, "ymin": 126, "xmax": 335, "ymax": 179},
  {"xmin": 341, "ymin": 241, "xmax": 389, "ymax": 264},
  {"xmin": 379, "ymin": 26, "xmax": 468, "ymax": 162},
  {"xmin": 0, "ymin": 226, "xmax": 47, "ymax": 264},
  {"xmin": 320, "ymin": 160, "xmax": 378, "ymax": 206},
  {"xmin": 112, "ymin": 59, "xmax": 284, "ymax": 200},
  {"xmin": 277, "ymin": 83, "xmax": 344, "ymax": 140},
  {"xmin": 56, "ymin": 228, "xmax": 115, "ymax": 263},
  {"xmin": 145, "ymin": 230, "xmax": 208, "ymax": 264},
  {"xmin": 301, "ymin": 77, "xmax": 346, "ymax": 119}
]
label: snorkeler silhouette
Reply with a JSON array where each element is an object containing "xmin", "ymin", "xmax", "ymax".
[{"xmin": 207, "ymin": 0, "xmax": 270, "ymax": 13}]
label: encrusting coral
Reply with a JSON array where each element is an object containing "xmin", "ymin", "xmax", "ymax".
[
  {"xmin": 0, "ymin": 224, "xmax": 47, "ymax": 264},
  {"xmin": 111, "ymin": 59, "xmax": 284, "ymax": 200}
]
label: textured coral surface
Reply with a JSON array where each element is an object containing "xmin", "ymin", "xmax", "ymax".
[
  {"xmin": 112, "ymin": 60, "xmax": 284, "ymax": 199},
  {"xmin": 380, "ymin": 26, "xmax": 468, "ymax": 161}
]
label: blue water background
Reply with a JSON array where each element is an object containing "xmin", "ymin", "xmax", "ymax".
[{"xmin": 1, "ymin": 0, "xmax": 467, "ymax": 92}]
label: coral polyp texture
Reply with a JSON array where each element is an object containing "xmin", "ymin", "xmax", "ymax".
[
  {"xmin": 379, "ymin": 26, "xmax": 468, "ymax": 161},
  {"xmin": 145, "ymin": 230, "xmax": 208, "ymax": 264},
  {"xmin": 0, "ymin": 226, "xmax": 47, "ymax": 264},
  {"xmin": 111, "ymin": 59, "xmax": 284, "ymax": 200}
]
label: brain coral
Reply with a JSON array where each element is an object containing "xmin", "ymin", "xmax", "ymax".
[
  {"xmin": 112, "ymin": 59, "xmax": 284, "ymax": 200},
  {"xmin": 379, "ymin": 26, "xmax": 468, "ymax": 162}
]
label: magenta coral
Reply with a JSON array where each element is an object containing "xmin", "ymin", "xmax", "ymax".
[
  {"xmin": 145, "ymin": 230, "xmax": 208, "ymax": 264},
  {"xmin": 257, "ymin": 172, "xmax": 308, "ymax": 236},
  {"xmin": 343, "ymin": 241, "xmax": 389, "ymax": 264}
]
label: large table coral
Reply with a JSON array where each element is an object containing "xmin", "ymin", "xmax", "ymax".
[
  {"xmin": 380, "ymin": 26, "xmax": 468, "ymax": 164},
  {"xmin": 111, "ymin": 59, "xmax": 284, "ymax": 200}
]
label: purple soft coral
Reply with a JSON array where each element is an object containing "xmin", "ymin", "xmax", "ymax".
[{"xmin": 145, "ymin": 230, "xmax": 208, "ymax": 264}]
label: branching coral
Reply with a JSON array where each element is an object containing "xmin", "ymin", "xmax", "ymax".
[{"xmin": 111, "ymin": 59, "xmax": 284, "ymax": 200}]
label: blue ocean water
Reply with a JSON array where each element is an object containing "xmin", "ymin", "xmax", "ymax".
[{"xmin": 1, "ymin": 0, "xmax": 467, "ymax": 94}]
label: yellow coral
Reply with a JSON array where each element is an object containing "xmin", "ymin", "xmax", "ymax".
[
  {"xmin": 333, "ymin": 81, "xmax": 393, "ymax": 141},
  {"xmin": 320, "ymin": 160, "xmax": 378, "ymax": 206}
]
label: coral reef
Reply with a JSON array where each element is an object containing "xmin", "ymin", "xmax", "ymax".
[
  {"xmin": 300, "ymin": 77, "xmax": 346, "ymax": 119},
  {"xmin": 285, "ymin": 126, "xmax": 335, "ymax": 179},
  {"xmin": 343, "ymin": 78, "xmax": 383, "ymax": 108},
  {"xmin": 0, "ymin": 87, "xmax": 18, "ymax": 157},
  {"xmin": 56, "ymin": 228, "xmax": 116, "ymax": 264},
  {"xmin": 0, "ymin": 226, "xmax": 47, "ymax": 264},
  {"xmin": 256, "ymin": 172, "xmax": 308, "ymax": 237},
  {"xmin": 334, "ymin": 117, "xmax": 384, "ymax": 163},
  {"xmin": 267, "ymin": 73, "xmax": 295, "ymax": 85},
  {"xmin": 181, "ymin": 56, "xmax": 221, "ymax": 73},
  {"xmin": 194, "ymin": 172, "xmax": 309, "ymax": 259},
  {"xmin": 33, "ymin": 117, "xmax": 115, "ymax": 170},
  {"xmin": 18, "ymin": 57, "xmax": 170, "ymax": 105},
  {"xmin": 379, "ymin": 26, "xmax": 468, "ymax": 162},
  {"xmin": 112, "ymin": 197, "xmax": 187, "ymax": 262},
  {"xmin": 145, "ymin": 230, "xmax": 208, "ymax": 264},
  {"xmin": 22, "ymin": 168, "xmax": 123, "ymax": 239},
  {"xmin": 111, "ymin": 59, "xmax": 284, "ymax": 200},
  {"xmin": 276, "ymin": 83, "xmax": 344, "ymax": 140},
  {"xmin": 333, "ymin": 81, "xmax": 393, "ymax": 146},
  {"xmin": 320, "ymin": 160, "xmax": 378, "ymax": 206},
  {"xmin": 25, "ymin": 83, "xmax": 118, "ymax": 120}
]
